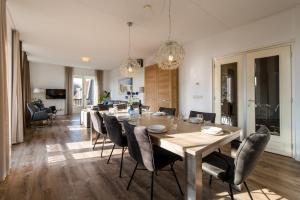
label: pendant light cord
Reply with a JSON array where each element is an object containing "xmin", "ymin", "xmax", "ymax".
[
  {"xmin": 128, "ymin": 23, "xmax": 131, "ymax": 57},
  {"xmin": 168, "ymin": 0, "xmax": 172, "ymax": 41}
]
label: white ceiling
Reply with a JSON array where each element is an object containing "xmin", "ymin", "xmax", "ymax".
[{"xmin": 7, "ymin": 0, "xmax": 300, "ymax": 69}]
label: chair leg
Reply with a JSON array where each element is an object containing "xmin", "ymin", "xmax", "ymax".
[
  {"xmin": 107, "ymin": 144, "xmax": 115, "ymax": 164},
  {"xmin": 244, "ymin": 182, "xmax": 253, "ymax": 200},
  {"xmin": 127, "ymin": 162, "xmax": 138, "ymax": 190},
  {"xmin": 209, "ymin": 175, "xmax": 213, "ymax": 186},
  {"xmin": 170, "ymin": 164, "xmax": 183, "ymax": 195},
  {"xmin": 151, "ymin": 172, "xmax": 154, "ymax": 200},
  {"xmin": 100, "ymin": 136, "xmax": 106, "ymax": 158},
  {"xmin": 119, "ymin": 147, "xmax": 125, "ymax": 178},
  {"xmin": 93, "ymin": 133, "xmax": 101, "ymax": 150},
  {"xmin": 228, "ymin": 184, "xmax": 234, "ymax": 200}
]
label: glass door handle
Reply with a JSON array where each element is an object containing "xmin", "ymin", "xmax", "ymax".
[{"xmin": 248, "ymin": 99, "xmax": 255, "ymax": 102}]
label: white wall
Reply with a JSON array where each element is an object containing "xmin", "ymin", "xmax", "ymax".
[
  {"xmin": 100, "ymin": 7, "xmax": 300, "ymax": 159},
  {"xmin": 103, "ymin": 68, "xmax": 144, "ymax": 103},
  {"xmin": 30, "ymin": 62, "xmax": 99, "ymax": 114},
  {"xmin": 180, "ymin": 8, "xmax": 296, "ymax": 115},
  {"xmin": 73, "ymin": 68, "xmax": 96, "ymax": 77},
  {"xmin": 30, "ymin": 62, "xmax": 66, "ymax": 115},
  {"xmin": 179, "ymin": 7, "xmax": 300, "ymax": 159},
  {"xmin": 293, "ymin": 6, "xmax": 300, "ymax": 160}
]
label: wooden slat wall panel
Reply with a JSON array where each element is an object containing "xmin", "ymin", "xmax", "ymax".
[
  {"xmin": 144, "ymin": 65, "xmax": 158, "ymax": 112},
  {"xmin": 144, "ymin": 64, "xmax": 178, "ymax": 114}
]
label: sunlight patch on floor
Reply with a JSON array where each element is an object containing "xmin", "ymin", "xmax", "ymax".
[
  {"xmin": 47, "ymin": 155, "xmax": 66, "ymax": 164},
  {"xmin": 66, "ymin": 141, "xmax": 91, "ymax": 150},
  {"xmin": 72, "ymin": 148, "xmax": 123, "ymax": 160},
  {"xmin": 46, "ymin": 144, "xmax": 63, "ymax": 153},
  {"xmin": 66, "ymin": 140, "xmax": 114, "ymax": 150},
  {"xmin": 68, "ymin": 127, "xmax": 87, "ymax": 131},
  {"xmin": 250, "ymin": 188, "xmax": 287, "ymax": 200},
  {"xmin": 215, "ymin": 187, "xmax": 288, "ymax": 200}
]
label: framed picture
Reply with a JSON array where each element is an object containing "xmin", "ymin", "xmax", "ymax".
[{"xmin": 118, "ymin": 77, "xmax": 133, "ymax": 94}]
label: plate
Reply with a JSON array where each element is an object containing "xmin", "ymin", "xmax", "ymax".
[
  {"xmin": 201, "ymin": 126, "xmax": 223, "ymax": 135},
  {"xmin": 152, "ymin": 112, "xmax": 166, "ymax": 116},
  {"xmin": 147, "ymin": 125, "xmax": 167, "ymax": 133}
]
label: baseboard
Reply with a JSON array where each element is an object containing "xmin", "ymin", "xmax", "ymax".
[{"xmin": 295, "ymin": 154, "xmax": 300, "ymax": 161}]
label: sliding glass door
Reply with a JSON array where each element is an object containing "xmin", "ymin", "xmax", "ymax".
[{"xmin": 73, "ymin": 76, "xmax": 96, "ymax": 113}]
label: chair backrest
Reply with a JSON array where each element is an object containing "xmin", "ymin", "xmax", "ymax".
[
  {"xmin": 123, "ymin": 121, "xmax": 144, "ymax": 164},
  {"xmin": 189, "ymin": 111, "xmax": 216, "ymax": 123},
  {"xmin": 133, "ymin": 126, "xmax": 155, "ymax": 172},
  {"xmin": 102, "ymin": 114, "xmax": 124, "ymax": 146},
  {"xmin": 159, "ymin": 107, "xmax": 176, "ymax": 116},
  {"xmin": 90, "ymin": 111, "xmax": 106, "ymax": 134},
  {"xmin": 27, "ymin": 103, "xmax": 38, "ymax": 118},
  {"xmin": 33, "ymin": 99, "xmax": 45, "ymax": 110},
  {"xmin": 233, "ymin": 126, "xmax": 270, "ymax": 185}
]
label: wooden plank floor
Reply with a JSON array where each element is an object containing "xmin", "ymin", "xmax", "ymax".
[{"xmin": 1, "ymin": 115, "xmax": 299, "ymax": 200}]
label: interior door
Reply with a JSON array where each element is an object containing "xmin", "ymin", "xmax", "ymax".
[
  {"xmin": 247, "ymin": 46, "xmax": 292, "ymax": 156},
  {"xmin": 214, "ymin": 55, "xmax": 244, "ymax": 131}
]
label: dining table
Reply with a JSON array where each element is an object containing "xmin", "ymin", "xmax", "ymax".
[{"xmin": 94, "ymin": 110, "xmax": 241, "ymax": 200}]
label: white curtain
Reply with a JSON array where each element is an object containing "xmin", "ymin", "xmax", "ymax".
[
  {"xmin": 11, "ymin": 30, "xmax": 24, "ymax": 144},
  {"xmin": 0, "ymin": 0, "xmax": 10, "ymax": 181}
]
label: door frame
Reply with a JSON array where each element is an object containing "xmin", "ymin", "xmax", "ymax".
[
  {"xmin": 213, "ymin": 54, "xmax": 245, "ymax": 138},
  {"xmin": 212, "ymin": 42, "xmax": 295, "ymax": 158},
  {"xmin": 72, "ymin": 75, "xmax": 97, "ymax": 113},
  {"xmin": 246, "ymin": 45, "xmax": 292, "ymax": 157}
]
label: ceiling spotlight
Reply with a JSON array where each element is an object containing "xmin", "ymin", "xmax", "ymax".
[
  {"xmin": 81, "ymin": 56, "xmax": 91, "ymax": 62},
  {"xmin": 143, "ymin": 4, "xmax": 152, "ymax": 10}
]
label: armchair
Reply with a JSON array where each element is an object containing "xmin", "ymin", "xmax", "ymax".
[{"xmin": 27, "ymin": 103, "xmax": 52, "ymax": 126}]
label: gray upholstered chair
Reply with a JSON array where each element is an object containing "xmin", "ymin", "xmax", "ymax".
[
  {"xmin": 90, "ymin": 111, "xmax": 107, "ymax": 155},
  {"xmin": 123, "ymin": 121, "xmax": 183, "ymax": 200},
  {"xmin": 158, "ymin": 107, "xmax": 176, "ymax": 116},
  {"xmin": 102, "ymin": 114, "xmax": 127, "ymax": 178},
  {"xmin": 27, "ymin": 103, "xmax": 52, "ymax": 126},
  {"xmin": 202, "ymin": 126, "xmax": 270, "ymax": 200},
  {"xmin": 189, "ymin": 110, "xmax": 216, "ymax": 123}
]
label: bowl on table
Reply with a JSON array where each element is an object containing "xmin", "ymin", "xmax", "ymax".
[{"xmin": 147, "ymin": 124, "xmax": 167, "ymax": 133}]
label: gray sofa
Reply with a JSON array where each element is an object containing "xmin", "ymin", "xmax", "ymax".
[{"xmin": 27, "ymin": 103, "xmax": 52, "ymax": 125}]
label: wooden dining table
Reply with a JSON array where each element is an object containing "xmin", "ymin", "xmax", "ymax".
[{"xmin": 95, "ymin": 111, "xmax": 241, "ymax": 200}]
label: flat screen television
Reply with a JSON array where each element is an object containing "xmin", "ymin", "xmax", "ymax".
[{"xmin": 46, "ymin": 89, "xmax": 66, "ymax": 99}]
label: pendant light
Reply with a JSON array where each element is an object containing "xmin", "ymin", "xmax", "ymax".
[
  {"xmin": 156, "ymin": 0, "xmax": 184, "ymax": 70},
  {"xmin": 120, "ymin": 22, "xmax": 141, "ymax": 76}
]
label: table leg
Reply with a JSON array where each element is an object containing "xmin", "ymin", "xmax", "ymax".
[
  {"xmin": 90, "ymin": 119, "xmax": 93, "ymax": 145},
  {"xmin": 185, "ymin": 152, "xmax": 203, "ymax": 200}
]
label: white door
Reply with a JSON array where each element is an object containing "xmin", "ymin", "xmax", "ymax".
[
  {"xmin": 214, "ymin": 55, "xmax": 244, "ymax": 134},
  {"xmin": 247, "ymin": 46, "xmax": 292, "ymax": 156}
]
